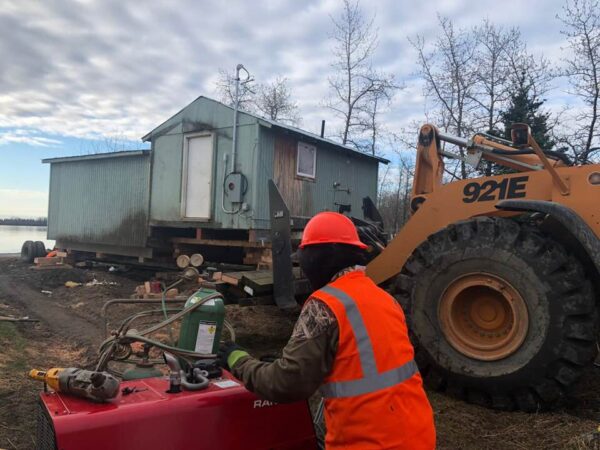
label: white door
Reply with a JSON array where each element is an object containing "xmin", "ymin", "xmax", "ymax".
[{"xmin": 183, "ymin": 134, "xmax": 213, "ymax": 219}]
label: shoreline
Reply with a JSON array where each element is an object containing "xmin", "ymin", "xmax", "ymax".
[{"xmin": 0, "ymin": 224, "xmax": 47, "ymax": 227}]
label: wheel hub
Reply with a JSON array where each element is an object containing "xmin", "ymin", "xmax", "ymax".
[{"xmin": 438, "ymin": 273, "xmax": 529, "ymax": 361}]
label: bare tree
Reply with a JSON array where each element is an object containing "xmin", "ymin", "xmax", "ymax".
[
  {"xmin": 557, "ymin": 0, "xmax": 600, "ymax": 163},
  {"xmin": 216, "ymin": 69, "xmax": 301, "ymax": 125},
  {"xmin": 376, "ymin": 157, "xmax": 414, "ymax": 233},
  {"xmin": 215, "ymin": 68, "xmax": 256, "ymax": 112},
  {"xmin": 354, "ymin": 78, "xmax": 396, "ymax": 155},
  {"xmin": 254, "ymin": 76, "xmax": 300, "ymax": 125},
  {"xmin": 504, "ymin": 43, "xmax": 554, "ymax": 102},
  {"xmin": 327, "ymin": 0, "xmax": 397, "ymax": 151},
  {"xmin": 82, "ymin": 134, "xmax": 135, "ymax": 154},
  {"xmin": 472, "ymin": 21, "xmax": 521, "ymax": 134},
  {"xmin": 410, "ymin": 15, "xmax": 479, "ymax": 178}
]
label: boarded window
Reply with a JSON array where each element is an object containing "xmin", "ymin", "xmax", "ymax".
[{"xmin": 296, "ymin": 142, "xmax": 316, "ymax": 179}]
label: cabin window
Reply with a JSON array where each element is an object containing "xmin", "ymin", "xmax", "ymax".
[{"xmin": 296, "ymin": 142, "xmax": 317, "ymax": 179}]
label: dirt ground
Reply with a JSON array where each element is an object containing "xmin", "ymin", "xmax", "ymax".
[{"xmin": 0, "ymin": 256, "xmax": 599, "ymax": 449}]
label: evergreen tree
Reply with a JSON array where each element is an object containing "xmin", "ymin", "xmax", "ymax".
[{"xmin": 501, "ymin": 73, "xmax": 555, "ymax": 149}]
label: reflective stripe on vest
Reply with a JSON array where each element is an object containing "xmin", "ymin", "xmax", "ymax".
[{"xmin": 319, "ymin": 285, "xmax": 418, "ymax": 399}]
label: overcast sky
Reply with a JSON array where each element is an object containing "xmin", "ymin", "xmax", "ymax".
[{"xmin": 0, "ymin": 0, "xmax": 574, "ymax": 217}]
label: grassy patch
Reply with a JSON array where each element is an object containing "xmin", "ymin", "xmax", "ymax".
[{"xmin": 0, "ymin": 322, "xmax": 28, "ymax": 373}]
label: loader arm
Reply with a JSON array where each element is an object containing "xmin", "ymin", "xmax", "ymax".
[{"xmin": 366, "ymin": 124, "xmax": 600, "ymax": 285}]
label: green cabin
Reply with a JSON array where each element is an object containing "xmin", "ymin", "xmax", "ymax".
[{"xmin": 44, "ymin": 96, "xmax": 386, "ymax": 259}]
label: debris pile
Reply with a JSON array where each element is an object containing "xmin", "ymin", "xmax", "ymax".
[{"xmin": 32, "ymin": 251, "xmax": 72, "ymax": 270}]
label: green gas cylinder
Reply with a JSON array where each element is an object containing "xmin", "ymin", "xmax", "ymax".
[{"xmin": 178, "ymin": 288, "xmax": 225, "ymax": 354}]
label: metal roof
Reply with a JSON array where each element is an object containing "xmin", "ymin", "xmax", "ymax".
[
  {"xmin": 257, "ymin": 117, "xmax": 389, "ymax": 164},
  {"xmin": 42, "ymin": 150, "xmax": 150, "ymax": 164},
  {"xmin": 141, "ymin": 96, "xmax": 389, "ymax": 164}
]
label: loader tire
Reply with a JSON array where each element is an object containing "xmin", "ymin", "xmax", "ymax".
[
  {"xmin": 20, "ymin": 240, "xmax": 35, "ymax": 263},
  {"xmin": 395, "ymin": 217, "xmax": 598, "ymax": 412}
]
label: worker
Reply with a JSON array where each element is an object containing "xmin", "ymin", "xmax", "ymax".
[{"xmin": 218, "ymin": 212, "xmax": 436, "ymax": 449}]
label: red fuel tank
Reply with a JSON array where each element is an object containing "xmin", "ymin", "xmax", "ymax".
[{"xmin": 36, "ymin": 370, "xmax": 317, "ymax": 450}]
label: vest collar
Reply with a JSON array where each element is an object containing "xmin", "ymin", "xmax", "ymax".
[{"xmin": 330, "ymin": 265, "xmax": 366, "ymax": 283}]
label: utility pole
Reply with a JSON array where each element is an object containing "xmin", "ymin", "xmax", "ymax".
[{"xmin": 231, "ymin": 63, "xmax": 252, "ymax": 173}]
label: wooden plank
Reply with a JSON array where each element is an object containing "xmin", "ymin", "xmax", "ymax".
[
  {"xmin": 171, "ymin": 237, "xmax": 271, "ymax": 249},
  {"xmin": 261, "ymin": 249, "xmax": 273, "ymax": 263},
  {"xmin": 243, "ymin": 247, "xmax": 272, "ymax": 265},
  {"xmin": 221, "ymin": 272, "xmax": 246, "ymax": 286},
  {"xmin": 34, "ymin": 257, "xmax": 64, "ymax": 266},
  {"xmin": 249, "ymin": 229, "xmax": 270, "ymax": 243},
  {"xmin": 273, "ymin": 134, "xmax": 314, "ymax": 217},
  {"xmin": 243, "ymin": 255, "xmax": 261, "ymax": 265}
]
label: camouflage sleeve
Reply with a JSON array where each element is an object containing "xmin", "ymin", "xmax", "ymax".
[{"xmin": 231, "ymin": 298, "xmax": 338, "ymax": 403}]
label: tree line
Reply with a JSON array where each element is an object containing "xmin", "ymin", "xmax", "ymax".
[
  {"xmin": 0, "ymin": 218, "xmax": 48, "ymax": 226},
  {"xmin": 217, "ymin": 0, "xmax": 600, "ymax": 233}
]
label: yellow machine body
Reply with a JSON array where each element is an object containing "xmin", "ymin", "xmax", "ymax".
[
  {"xmin": 29, "ymin": 368, "xmax": 63, "ymax": 392},
  {"xmin": 364, "ymin": 123, "xmax": 600, "ymax": 412},
  {"xmin": 367, "ymin": 124, "xmax": 600, "ymax": 284}
]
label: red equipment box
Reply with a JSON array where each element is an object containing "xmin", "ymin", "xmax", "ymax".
[{"xmin": 36, "ymin": 371, "xmax": 317, "ymax": 450}]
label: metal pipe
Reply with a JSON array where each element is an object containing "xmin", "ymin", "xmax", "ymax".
[
  {"xmin": 437, "ymin": 131, "xmax": 469, "ymax": 148},
  {"xmin": 232, "ymin": 63, "xmax": 249, "ymax": 173}
]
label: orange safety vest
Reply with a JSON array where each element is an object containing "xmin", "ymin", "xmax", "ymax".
[{"xmin": 312, "ymin": 270, "xmax": 436, "ymax": 450}]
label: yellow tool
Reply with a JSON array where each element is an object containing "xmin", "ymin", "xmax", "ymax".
[
  {"xmin": 29, "ymin": 368, "xmax": 63, "ymax": 391},
  {"xmin": 29, "ymin": 367, "xmax": 120, "ymax": 402}
]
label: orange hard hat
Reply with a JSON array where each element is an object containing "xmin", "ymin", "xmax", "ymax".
[{"xmin": 299, "ymin": 212, "xmax": 367, "ymax": 249}]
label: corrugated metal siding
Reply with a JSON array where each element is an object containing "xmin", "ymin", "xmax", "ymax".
[
  {"xmin": 315, "ymin": 141, "xmax": 379, "ymax": 215},
  {"xmin": 149, "ymin": 97, "xmax": 256, "ymax": 229},
  {"xmin": 214, "ymin": 124, "xmax": 257, "ymax": 229},
  {"xmin": 147, "ymin": 96, "xmax": 379, "ymax": 231},
  {"xmin": 149, "ymin": 127, "xmax": 184, "ymax": 222},
  {"xmin": 47, "ymin": 154, "xmax": 150, "ymax": 247},
  {"xmin": 255, "ymin": 127, "xmax": 378, "ymax": 226},
  {"xmin": 252, "ymin": 126, "xmax": 275, "ymax": 229}
]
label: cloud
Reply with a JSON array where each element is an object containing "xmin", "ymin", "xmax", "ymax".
[
  {"xmin": 0, "ymin": 189, "xmax": 48, "ymax": 218},
  {"xmin": 0, "ymin": 129, "xmax": 62, "ymax": 147},
  {"xmin": 0, "ymin": 0, "xmax": 578, "ymax": 150}
]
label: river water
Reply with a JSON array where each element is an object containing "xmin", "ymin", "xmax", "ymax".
[{"xmin": 0, "ymin": 226, "xmax": 55, "ymax": 254}]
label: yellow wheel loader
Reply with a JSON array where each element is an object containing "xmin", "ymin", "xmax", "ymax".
[{"xmin": 366, "ymin": 123, "xmax": 600, "ymax": 411}]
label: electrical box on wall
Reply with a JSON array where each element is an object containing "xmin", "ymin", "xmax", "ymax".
[{"xmin": 225, "ymin": 173, "xmax": 244, "ymax": 203}]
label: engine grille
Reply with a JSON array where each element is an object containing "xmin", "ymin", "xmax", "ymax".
[{"xmin": 36, "ymin": 400, "xmax": 57, "ymax": 450}]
